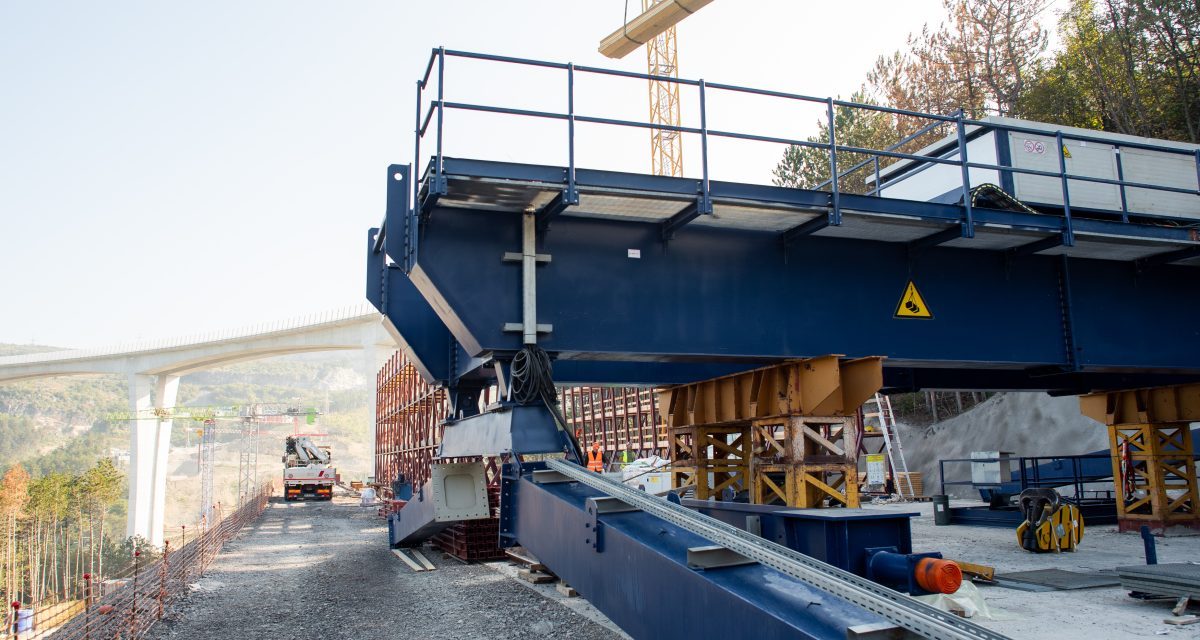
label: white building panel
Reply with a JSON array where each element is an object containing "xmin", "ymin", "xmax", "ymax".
[
  {"xmin": 1122, "ymin": 146, "xmax": 1200, "ymax": 219},
  {"xmin": 877, "ymin": 133, "xmax": 998, "ymax": 203},
  {"xmin": 875, "ymin": 116, "xmax": 1200, "ymax": 222}
]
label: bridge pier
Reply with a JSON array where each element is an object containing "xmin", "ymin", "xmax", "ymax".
[{"xmin": 126, "ymin": 373, "xmax": 178, "ymax": 547}]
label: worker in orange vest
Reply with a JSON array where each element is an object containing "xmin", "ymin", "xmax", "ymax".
[{"xmin": 587, "ymin": 442, "xmax": 604, "ymax": 473}]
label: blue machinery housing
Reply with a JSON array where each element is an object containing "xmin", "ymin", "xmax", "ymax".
[{"xmin": 366, "ymin": 49, "xmax": 1200, "ymax": 639}]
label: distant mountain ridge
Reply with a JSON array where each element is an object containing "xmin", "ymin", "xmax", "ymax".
[{"xmin": 0, "ymin": 343, "xmax": 63, "ymax": 356}]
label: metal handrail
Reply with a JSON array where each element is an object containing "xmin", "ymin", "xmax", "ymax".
[
  {"xmin": 407, "ymin": 47, "xmax": 1200, "ymax": 241},
  {"xmin": 937, "ymin": 453, "xmax": 1200, "ymax": 498}
]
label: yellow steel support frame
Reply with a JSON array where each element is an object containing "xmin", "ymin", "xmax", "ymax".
[
  {"xmin": 670, "ymin": 424, "xmax": 750, "ymax": 500},
  {"xmin": 663, "ymin": 356, "xmax": 882, "ymax": 507},
  {"xmin": 644, "ymin": 0, "xmax": 683, "ymax": 177},
  {"xmin": 1081, "ymin": 385, "xmax": 1200, "ymax": 533},
  {"xmin": 751, "ymin": 416, "xmax": 860, "ymax": 508}
]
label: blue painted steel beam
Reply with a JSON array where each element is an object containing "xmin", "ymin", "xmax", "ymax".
[
  {"xmin": 780, "ymin": 213, "xmax": 831, "ymax": 247},
  {"xmin": 500, "ymin": 463, "xmax": 896, "ymax": 640},
  {"xmin": 374, "ymin": 159, "xmax": 1200, "ymax": 391},
  {"xmin": 535, "ymin": 189, "xmax": 576, "ymax": 232},
  {"xmin": 660, "ymin": 200, "xmax": 702, "ymax": 240},
  {"xmin": 1137, "ymin": 244, "xmax": 1200, "ymax": 271},
  {"xmin": 884, "ymin": 367, "xmax": 1195, "ymax": 394},
  {"xmin": 1008, "ymin": 234, "xmax": 1064, "ymax": 257},
  {"xmin": 907, "ymin": 226, "xmax": 964, "ymax": 252},
  {"xmin": 682, "ymin": 500, "xmax": 918, "ymax": 579},
  {"xmin": 403, "ymin": 205, "xmax": 1200, "ymax": 385}
]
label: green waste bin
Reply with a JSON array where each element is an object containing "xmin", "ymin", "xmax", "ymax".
[{"xmin": 932, "ymin": 494, "xmax": 951, "ymax": 526}]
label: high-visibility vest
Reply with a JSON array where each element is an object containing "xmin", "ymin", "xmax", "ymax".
[{"xmin": 587, "ymin": 446, "xmax": 604, "ymax": 472}]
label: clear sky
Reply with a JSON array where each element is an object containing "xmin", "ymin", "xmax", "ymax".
[{"xmin": 2, "ymin": 1, "xmax": 1055, "ymax": 348}]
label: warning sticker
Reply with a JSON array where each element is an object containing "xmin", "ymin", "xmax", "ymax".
[{"xmin": 894, "ymin": 281, "xmax": 933, "ymax": 319}]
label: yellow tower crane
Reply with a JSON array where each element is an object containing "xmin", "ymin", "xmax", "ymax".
[{"xmin": 599, "ymin": 0, "xmax": 713, "ymax": 177}]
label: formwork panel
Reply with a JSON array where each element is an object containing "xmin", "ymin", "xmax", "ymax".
[{"xmin": 375, "ymin": 352, "xmax": 450, "ymax": 500}]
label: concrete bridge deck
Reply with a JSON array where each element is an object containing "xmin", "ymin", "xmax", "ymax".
[{"xmin": 0, "ymin": 304, "xmax": 399, "ymax": 547}]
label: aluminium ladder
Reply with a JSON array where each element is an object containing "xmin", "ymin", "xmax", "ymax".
[{"xmin": 866, "ymin": 393, "xmax": 916, "ymax": 500}]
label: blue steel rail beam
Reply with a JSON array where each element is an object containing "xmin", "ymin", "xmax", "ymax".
[
  {"xmin": 503, "ymin": 463, "xmax": 909, "ymax": 640},
  {"xmin": 532, "ymin": 458, "xmax": 1008, "ymax": 640}
]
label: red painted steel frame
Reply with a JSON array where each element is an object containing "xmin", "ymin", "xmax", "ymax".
[
  {"xmin": 558, "ymin": 386, "xmax": 665, "ymax": 457},
  {"xmin": 375, "ymin": 352, "xmax": 449, "ymax": 499}
]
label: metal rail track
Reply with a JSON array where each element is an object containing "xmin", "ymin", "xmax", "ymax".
[{"xmin": 545, "ymin": 459, "xmax": 1009, "ymax": 640}]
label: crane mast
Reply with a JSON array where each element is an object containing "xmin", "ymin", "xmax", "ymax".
[
  {"xmin": 600, "ymin": 0, "xmax": 710, "ymax": 176},
  {"xmin": 644, "ymin": 0, "xmax": 683, "ymax": 177}
]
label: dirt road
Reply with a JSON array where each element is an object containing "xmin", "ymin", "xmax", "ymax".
[{"xmin": 148, "ymin": 496, "xmax": 622, "ymax": 640}]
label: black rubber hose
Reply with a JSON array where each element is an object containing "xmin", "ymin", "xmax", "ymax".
[{"xmin": 510, "ymin": 345, "xmax": 584, "ymax": 464}]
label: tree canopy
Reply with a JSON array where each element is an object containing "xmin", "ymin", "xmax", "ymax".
[{"xmin": 774, "ymin": 0, "xmax": 1199, "ymax": 190}]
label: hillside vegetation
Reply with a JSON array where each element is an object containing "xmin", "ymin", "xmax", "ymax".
[{"xmin": 0, "ymin": 347, "xmax": 375, "ymax": 476}]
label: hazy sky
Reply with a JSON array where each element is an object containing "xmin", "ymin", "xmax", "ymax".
[{"xmin": 1, "ymin": 1, "xmax": 1060, "ymax": 348}]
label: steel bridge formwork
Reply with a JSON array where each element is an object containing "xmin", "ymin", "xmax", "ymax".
[{"xmin": 364, "ymin": 47, "xmax": 1200, "ymax": 639}]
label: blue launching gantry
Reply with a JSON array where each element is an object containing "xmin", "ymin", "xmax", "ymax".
[{"xmin": 368, "ymin": 49, "xmax": 1200, "ymax": 639}]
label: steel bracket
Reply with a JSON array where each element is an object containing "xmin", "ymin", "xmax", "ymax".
[
  {"xmin": 745, "ymin": 515, "xmax": 762, "ymax": 537},
  {"xmin": 536, "ymin": 189, "xmax": 579, "ymax": 232},
  {"xmin": 586, "ymin": 503, "xmax": 604, "ymax": 552},
  {"xmin": 531, "ymin": 469, "xmax": 572, "ymax": 484},
  {"xmin": 779, "ymin": 212, "xmax": 831, "ymax": 250},
  {"xmin": 502, "ymin": 252, "xmax": 551, "ymax": 264},
  {"xmin": 503, "ymin": 322, "xmax": 553, "ymax": 334},
  {"xmin": 686, "ymin": 545, "xmax": 757, "ymax": 570},
  {"xmin": 588, "ymin": 496, "xmax": 640, "ymax": 514}
]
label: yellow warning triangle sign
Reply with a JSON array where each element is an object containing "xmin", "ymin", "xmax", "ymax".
[{"xmin": 894, "ymin": 281, "xmax": 933, "ymax": 319}]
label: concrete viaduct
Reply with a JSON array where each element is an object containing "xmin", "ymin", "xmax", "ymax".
[{"xmin": 0, "ymin": 304, "xmax": 399, "ymax": 547}]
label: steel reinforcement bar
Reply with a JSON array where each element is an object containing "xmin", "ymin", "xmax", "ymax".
[{"xmin": 545, "ymin": 459, "xmax": 1007, "ymax": 640}]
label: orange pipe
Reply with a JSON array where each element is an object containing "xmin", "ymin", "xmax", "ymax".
[{"xmin": 915, "ymin": 557, "xmax": 962, "ymax": 594}]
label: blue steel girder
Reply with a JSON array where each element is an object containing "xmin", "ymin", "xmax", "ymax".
[
  {"xmin": 373, "ymin": 159, "xmax": 1200, "ymax": 392},
  {"xmin": 499, "ymin": 462, "xmax": 896, "ymax": 640}
]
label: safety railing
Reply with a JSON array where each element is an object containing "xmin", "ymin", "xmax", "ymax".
[
  {"xmin": 5, "ymin": 483, "xmax": 273, "ymax": 640},
  {"xmin": 409, "ymin": 47, "xmax": 1200, "ymax": 245},
  {"xmin": 1015, "ymin": 454, "xmax": 1117, "ymax": 504}
]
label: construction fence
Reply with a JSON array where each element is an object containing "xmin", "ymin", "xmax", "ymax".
[{"xmin": 6, "ymin": 483, "xmax": 273, "ymax": 640}]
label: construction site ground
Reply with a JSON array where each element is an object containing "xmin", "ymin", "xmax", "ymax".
[
  {"xmin": 146, "ymin": 494, "xmax": 623, "ymax": 640},
  {"xmin": 871, "ymin": 498, "xmax": 1200, "ymax": 639},
  {"xmin": 146, "ymin": 491, "xmax": 1200, "ymax": 640}
]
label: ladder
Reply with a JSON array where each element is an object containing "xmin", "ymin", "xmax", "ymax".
[{"xmin": 866, "ymin": 393, "xmax": 916, "ymax": 500}]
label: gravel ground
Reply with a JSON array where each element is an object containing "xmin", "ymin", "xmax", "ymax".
[
  {"xmin": 146, "ymin": 491, "xmax": 1200, "ymax": 639},
  {"xmin": 147, "ymin": 495, "xmax": 622, "ymax": 640},
  {"xmin": 870, "ymin": 499, "xmax": 1200, "ymax": 639}
]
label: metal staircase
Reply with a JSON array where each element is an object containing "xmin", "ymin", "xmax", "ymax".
[{"xmin": 864, "ymin": 394, "xmax": 916, "ymax": 500}]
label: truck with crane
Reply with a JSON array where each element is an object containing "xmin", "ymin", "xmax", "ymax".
[{"xmin": 282, "ymin": 436, "xmax": 336, "ymax": 501}]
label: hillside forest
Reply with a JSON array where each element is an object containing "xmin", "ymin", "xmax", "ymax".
[{"xmin": 0, "ymin": 347, "xmax": 376, "ymax": 610}]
